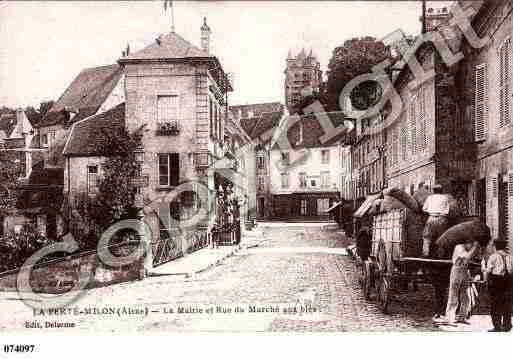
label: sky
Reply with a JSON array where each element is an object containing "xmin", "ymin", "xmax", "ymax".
[{"xmin": 0, "ymin": 1, "xmax": 451, "ymax": 109}]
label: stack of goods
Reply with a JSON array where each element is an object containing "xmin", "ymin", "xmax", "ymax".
[
  {"xmin": 376, "ymin": 187, "xmax": 427, "ymax": 257},
  {"xmin": 367, "ymin": 198, "xmax": 382, "ymax": 216},
  {"xmin": 435, "ymin": 220, "xmax": 492, "ymax": 259},
  {"xmin": 379, "ymin": 195, "xmax": 407, "ymax": 212},
  {"xmin": 382, "ymin": 187, "xmax": 420, "ymax": 212}
]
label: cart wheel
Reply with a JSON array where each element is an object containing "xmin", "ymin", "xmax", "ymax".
[
  {"xmin": 362, "ymin": 260, "xmax": 373, "ymax": 300},
  {"xmin": 376, "ymin": 274, "xmax": 390, "ymax": 313},
  {"xmin": 374, "ymin": 240, "xmax": 390, "ymax": 313}
]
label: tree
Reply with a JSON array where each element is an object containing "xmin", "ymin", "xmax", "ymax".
[
  {"xmin": 0, "ymin": 151, "xmax": 23, "ymax": 217},
  {"xmin": 326, "ymin": 37, "xmax": 392, "ymax": 112},
  {"xmin": 89, "ymin": 125, "xmax": 145, "ymax": 231}
]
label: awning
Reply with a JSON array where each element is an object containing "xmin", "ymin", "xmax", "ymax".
[
  {"xmin": 353, "ymin": 193, "xmax": 381, "ymax": 218},
  {"xmin": 325, "ymin": 201, "xmax": 343, "ymax": 213}
]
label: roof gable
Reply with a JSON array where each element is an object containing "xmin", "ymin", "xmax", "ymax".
[
  {"xmin": 272, "ymin": 112, "xmax": 351, "ymax": 150},
  {"xmin": 63, "ymin": 103, "xmax": 126, "ymax": 157},
  {"xmin": 122, "ymin": 32, "xmax": 210, "ymax": 61},
  {"xmin": 40, "ymin": 64, "xmax": 123, "ymax": 127},
  {"xmin": 230, "ymin": 102, "xmax": 284, "ymax": 119}
]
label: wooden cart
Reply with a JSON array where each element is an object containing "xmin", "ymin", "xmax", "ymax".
[{"xmin": 361, "ymin": 209, "xmax": 456, "ymax": 313}]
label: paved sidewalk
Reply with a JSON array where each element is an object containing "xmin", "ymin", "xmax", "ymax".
[{"xmin": 149, "ymin": 227, "xmax": 266, "ymax": 277}]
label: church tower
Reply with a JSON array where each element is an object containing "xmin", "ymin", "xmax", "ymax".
[{"xmin": 284, "ymin": 48, "xmax": 322, "ymax": 113}]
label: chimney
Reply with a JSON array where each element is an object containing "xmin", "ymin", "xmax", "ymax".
[{"xmin": 201, "ymin": 17, "xmax": 211, "ymax": 54}]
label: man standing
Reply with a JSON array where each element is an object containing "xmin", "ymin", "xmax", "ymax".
[
  {"xmin": 444, "ymin": 238, "xmax": 478, "ymax": 324},
  {"xmin": 483, "ymin": 240, "xmax": 513, "ymax": 332},
  {"xmin": 422, "ymin": 184, "xmax": 451, "ymax": 257}
]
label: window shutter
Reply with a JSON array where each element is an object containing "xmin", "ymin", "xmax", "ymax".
[
  {"xmin": 409, "ymin": 101, "xmax": 417, "ymax": 155},
  {"xmin": 488, "ymin": 174, "xmax": 499, "ymax": 240},
  {"xmin": 170, "ymin": 153, "xmax": 179, "ymax": 186},
  {"xmin": 499, "ymin": 38, "xmax": 511, "ymax": 128},
  {"xmin": 468, "ymin": 180, "xmax": 477, "ymax": 216},
  {"xmin": 418, "ymin": 88, "xmax": 427, "ymax": 152},
  {"xmin": 474, "ymin": 63, "xmax": 488, "ymax": 141},
  {"xmin": 508, "ymin": 171, "xmax": 513, "ymax": 250}
]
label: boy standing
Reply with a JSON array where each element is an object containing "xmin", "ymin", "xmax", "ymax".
[{"xmin": 483, "ymin": 240, "xmax": 513, "ymax": 332}]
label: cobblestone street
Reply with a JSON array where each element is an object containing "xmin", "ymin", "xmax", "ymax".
[{"xmin": 0, "ymin": 223, "xmax": 467, "ymax": 332}]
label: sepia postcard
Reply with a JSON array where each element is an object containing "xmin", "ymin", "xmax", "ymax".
[{"xmin": 0, "ymin": 1, "xmax": 512, "ymax": 351}]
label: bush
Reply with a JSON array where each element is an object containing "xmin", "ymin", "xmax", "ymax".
[{"xmin": 0, "ymin": 223, "xmax": 58, "ymax": 272}]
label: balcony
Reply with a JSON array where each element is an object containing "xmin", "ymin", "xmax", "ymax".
[{"xmin": 156, "ymin": 120, "xmax": 180, "ymax": 136}]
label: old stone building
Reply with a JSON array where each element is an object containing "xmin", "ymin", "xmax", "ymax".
[
  {"xmin": 267, "ymin": 113, "xmax": 343, "ymax": 219},
  {"xmin": 456, "ymin": 0, "xmax": 513, "ymax": 247},
  {"xmin": 233, "ymin": 102, "xmax": 284, "ymax": 219},
  {"xmin": 1, "ymin": 62, "xmax": 126, "ymax": 237},
  {"xmin": 383, "ymin": 3, "xmax": 475, "ymax": 207},
  {"xmin": 284, "ymin": 49, "xmax": 323, "ymax": 113},
  {"xmin": 62, "ymin": 19, "xmax": 253, "ymax": 258},
  {"xmin": 348, "ymin": 115, "xmax": 386, "ymax": 203},
  {"xmin": 1, "ymin": 109, "xmax": 56, "ymax": 236}
]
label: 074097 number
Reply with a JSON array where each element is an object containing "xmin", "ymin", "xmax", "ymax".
[{"xmin": 3, "ymin": 345, "xmax": 35, "ymax": 353}]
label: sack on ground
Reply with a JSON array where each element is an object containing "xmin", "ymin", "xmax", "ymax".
[
  {"xmin": 383, "ymin": 187, "xmax": 420, "ymax": 212},
  {"xmin": 435, "ymin": 220, "xmax": 491, "ymax": 259}
]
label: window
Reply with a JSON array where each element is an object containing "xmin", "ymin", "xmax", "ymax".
[
  {"xmin": 209, "ymin": 97, "xmax": 214, "ymax": 138},
  {"xmin": 41, "ymin": 134, "xmax": 48, "ymax": 147},
  {"xmin": 474, "ymin": 63, "xmax": 488, "ymax": 141},
  {"xmin": 401, "ymin": 127, "xmax": 407, "ymax": 161},
  {"xmin": 157, "ymin": 95, "xmax": 179, "ymax": 122},
  {"xmin": 87, "ymin": 165, "xmax": 99, "ymax": 194},
  {"xmin": 418, "ymin": 87, "xmax": 427, "ymax": 150},
  {"xmin": 299, "ymin": 172, "xmax": 307, "ymax": 188},
  {"xmin": 158, "ymin": 153, "xmax": 179, "ymax": 187},
  {"xmin": 213, "ymin": 102, "xmax": 218, "ymax": 139},
  {"xmin": 317, "ymin": 198, "xmax": 330, "ymax": 215},
  {"xmin": 310, "ymin": 179, "xmax": 316, "ymax": 187},
  {"xmin": 321, "ymin": 171, "xmax": 330, "ymax": 188},
  {"xmin": 258, "ymin": 176, "xmax": 265, "ymax": 191},
  {"xmin": 257, "ymin": 156, "xmax": 265, "ymax": 170},
  {"xmin": 499, "ymin": 38, "xmax": 511, "ymax": 128},
  {"xmin": 281, "ymin": 172, "xmax": 289, "ymax": 188},
  {"xmin": 409, "ymin": 99, "xmax": 417, "ymax": 155},
  {"xmin": 281, "ymin": 152, "xmax": 290, "ymax": 165},
  {"xmin": 300, "ymin": 199, "xmax": 307, "ymax": 215},
  {"xmin": 321, "ymin": 149, "xmax": 330, "ymax": 164}
]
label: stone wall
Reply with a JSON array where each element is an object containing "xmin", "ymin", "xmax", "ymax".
[{"xmin": 0, "ymin": 241, "xmax": 145, "ymax": 293}]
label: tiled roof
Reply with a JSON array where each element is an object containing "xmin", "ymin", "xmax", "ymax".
[
  {"xmin": 39, "ymin": 64, "xmax": 123, "ymax": 127},
  {"xmin": 230, "ymin": 102, "xmax": 284, "ymax": 119},
  {"xmin": 231, "ymin": 102, "xmax": 285, "ymax": 140},
  {"xmin": 239, "ymin": 117, "xmax": 258, "ymax": 137},
  {"xmin": 119, "ymin": 31, "xmax": 232, "ymax": 92},
  {"xmin": 121, "ymin": 32, "xmax": 210, "ymax": 61},
  {"xmin": 250, "ymin": 111, "xmax": 283, "ymax": 140},
  {"xmin": 272, "ymin": 111, "xmax": 352, "ymax": 149},
  {"xmin": 63, "ymin": 103, "xmax": 125, "ymax": 157}
]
